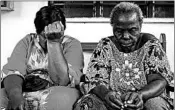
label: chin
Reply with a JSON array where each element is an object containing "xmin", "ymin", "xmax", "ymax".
[{"xmin": 121, "ymin": 44, "xmax": 135, "ymax": 52}]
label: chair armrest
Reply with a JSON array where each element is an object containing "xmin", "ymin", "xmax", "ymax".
[{"xmin": 167, "ymin": 82, "xmax": 174, "ymax": 92}]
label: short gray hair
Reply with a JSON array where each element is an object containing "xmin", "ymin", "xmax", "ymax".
[{"xmin": 110, "ymin": 2, "xmax": 143, "ymax": 25}]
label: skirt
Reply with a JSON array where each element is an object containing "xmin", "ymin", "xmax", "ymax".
[
  {"xmin": 1, "ymin": 86, "xmax": 80, "ymax": 110},
  {"xmin": 73, "ymin": 94, "xmax": 108, "ymax": 110}
]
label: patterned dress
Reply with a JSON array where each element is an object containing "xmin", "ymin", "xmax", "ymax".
[
  {"xmin": 1, "ymin": 33, "xmax": 84, "ymax": 110},
  {"xmin": 74, "ymin": 36, "xmax": 173, "ymax": 110}
]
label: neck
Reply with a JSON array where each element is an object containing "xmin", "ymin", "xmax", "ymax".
[
  {"xmin": 121, "ymin": 45, "xmax": 135, "ymax": 53},
  {"xmin": 38, "ymin": 34, "xmax": 47, "ymax": 53}
]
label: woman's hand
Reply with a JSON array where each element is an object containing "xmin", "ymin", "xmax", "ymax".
[
  {"xmin": 104, "ymin": 91, "xmax": 124, "ymax": 110},
  {"xmin": 7, "ymin": 88, "xmax": 25, "ymax": 109},
  {"xmin": 122, "ymin": 91, "xmax": 144, "ymax": 110},
  {"xmin": 44, "ymin": 21, "xmax": 64, "ymax": 43}
]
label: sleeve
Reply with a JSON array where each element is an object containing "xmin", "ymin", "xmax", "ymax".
[
  {"xmin": 144, "ymin": 40, "xmax": 174, "ymax": 85},
  {"xmin": 83, "ymin": 39, "xmax": 111, "ymax": 94},
  {"xmin": 63, "ymin": 38, "xmax": 84, "ymax": 87},
  {"xmin": 1, "ymin": 35, "xmax": 29, "ymax": 82}
]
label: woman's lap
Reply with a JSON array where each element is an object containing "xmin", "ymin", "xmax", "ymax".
[
  {"xmin": 44, "ymin": 86, "xmax": 80, "ymax": 110},
  {"xmin": 73, "ymin": 94, "xmax": 172, "ymax": 110},
  {"xmin": 2, "ymin": 88, "xmax": 172, "ymax": 110},
  {"xmin": 73, "ymin": 94, "xmax": 108, "ymax": 110},
  {"xmin": 1, "ymin": 86, "xmax": 80, "ymax": 110},
  {"xmin": 144, "ymin": 97, "xmax": 172, "ymax": 110}
]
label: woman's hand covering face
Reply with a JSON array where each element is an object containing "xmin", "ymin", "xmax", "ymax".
[{"xmin": 44, "ymin": 21, "xmax": 64, "ymax": 42}]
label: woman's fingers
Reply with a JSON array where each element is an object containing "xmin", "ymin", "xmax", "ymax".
[
  {"xmin": 55, "ymin": 21, "xmax": 62, "ymax": 32},
  {"xmin": 127, "ymin": 92, "xmax": 138, "ymax": 104},
  {"xmin": 44, "ymin": 26, "xmax": 49, "ymax": 34},
  {"xmin": 51, "ymin": 21, "xmax": 62, "ymax": 33},
  {"xmin": 125, "ymin": 103, "xmax": 137, "ymax": 108},
  {"xmin": 125, "ymin": 97, "xmax": 143, "ymax": 109},
  {"xmin": 124, "ymin": 92, "xmax": 132, "ymax": 101},
  {"xmin": 59, "ymin": 21, "xmax": 64, "ymax": 31},
  {"xmin": 106, "ymin": 98, "xmax": 121, "ymax": 109},
  {"xmin": 44, "ymin": 21, "xmax": 64, "ymax": 42},
  {"xmin": 135, "ymin": 97, "xmax": 143, "ymax": 109},
  {"xmin": 124, "ymin": 92, "xmax": 144, "ymax": 110},
  {"xmin": 45, "ymin": 22, "xmax": 62, "ymax": 34},
  {"xmin": 51, "ymin": 23, "xmax": 56, "ymax": 33},
  {"xmin": 105, "ymin": 91, "xmax": 123, "ymax": 109},
  {"xmin": 110, "ymin": 93, "xmax": 124, "ymax": 109},
  {"xmin": 111, "ymin": 96, "xmax": 123, "ymax": 107}
]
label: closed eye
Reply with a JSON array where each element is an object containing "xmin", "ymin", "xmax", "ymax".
[{"xmin": 129, "ymin": 28, "xmax": 138, "ymax": 32}]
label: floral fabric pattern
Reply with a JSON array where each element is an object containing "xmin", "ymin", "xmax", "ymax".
[
  {"xmin": 84, "ymin": 37, "xmax": 173, "ymax": 95},
  {"xmin": 1, "ymin": 33, "xmax": 84, "ymax": 110},
  {"xmin": 23, "ymin": 89, "xmax": 51, "ymax": 110}
]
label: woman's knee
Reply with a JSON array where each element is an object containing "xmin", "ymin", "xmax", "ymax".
[
  {"xmin": 144, "ymin": 97, "xmax": 170, "ymax": 110},
  {"xmin": 45, "ymin": 86, "xmax": 80, "ymax": 110},
  {"xmin": 73, "ymin": 94, "xmax": 108, "ymax": 110}
]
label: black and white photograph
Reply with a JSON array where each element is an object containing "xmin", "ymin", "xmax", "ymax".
[{"xmin": 1, "ymin": 1, "xmax": 174, "ymax": 110}]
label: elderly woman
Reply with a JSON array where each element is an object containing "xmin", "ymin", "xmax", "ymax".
[
  {"xmin": 1, "ymin": 5, "xmax": 84, "ymax": 110},
  {"xmin": 74, "ymin": 2, "xmax": 173, "ymax": 110}
]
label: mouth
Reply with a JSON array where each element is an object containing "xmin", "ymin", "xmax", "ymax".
[
  {"xmin": 120, "ymin": 41, "xmax": 133, "ymax": 47},
  {"xmin": 122, "ymin": 43, "xmax": 132, "ymax": 47}
]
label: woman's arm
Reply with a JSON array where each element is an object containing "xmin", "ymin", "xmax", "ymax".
[
  {"xmin": 83, "ymin": 38, "xmax": 124, "ymax": 109},
  {"xmin": 139, "ymin": 73, "xmax": 167, "ymax": 102},
  {"xmin": 45, "ymin": 22, "xmax": 69, "ymax": 86},
  {"xmin": 3, "ymin": 75, "xmax": 24, "ymax": 109},
  {"xmin": 63, "ymin": 37, "xmax": 84, "ymax": 86},
  {"xmin": 47, "ymin": 41, "xmax": 69, "ymax": 86},
  {"xmin": 2, "ymin": 35, "xmax": 30, "ymax": 109},
  {"xmin": 140, "ymin": 40, "xmax": 173, "ymax": 101},
  {"xmin": 47, "ymin": 36, "xmax": 84, "ymax": 86},
  {"xmin": 89, "ymin": 85, "xmax": 110, "ymax": 100},
  {"xmin": 124, "ymin": 74, "xmax": 168, "ymax": 105},
  {"xmin": 2, "ymin": 35, "xmax": 30, "ymax": 91},
  {"xmin": 121, "ymin": 40, "xmax": 173, "ymax": 110},
  {"xmin": 124, "ymin": 40, "xmax": 173, "ymax": 109}
]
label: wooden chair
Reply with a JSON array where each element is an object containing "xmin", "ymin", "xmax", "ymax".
[{"xmin": 159, "ymin": 33, "xmax": 174, "ymax": 98}]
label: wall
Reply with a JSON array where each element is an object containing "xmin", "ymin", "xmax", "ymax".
[
  {"xmin": 66, "ymin": 20, "xmax": 174, "ymax": 73},
  {"xmin": 1, "ymin": 2, "xmax": 174, "ymax": 73},
  {"xmin": 1, "ymin": 1, "xmax": 48, "ymax": 69}
]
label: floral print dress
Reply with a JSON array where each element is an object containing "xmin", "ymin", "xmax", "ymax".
[
  {"xmin": 75, "ymin": 36, "xmax": 173, "ymax": 110},
  {"xmin": 1, "ymin": 33, "xmax": 84, "ymax": 110}
]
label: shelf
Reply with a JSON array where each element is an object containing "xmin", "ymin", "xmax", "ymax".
[{"xmin": 1, "ymin": 1, "xmax": 14, "ymax": 11}]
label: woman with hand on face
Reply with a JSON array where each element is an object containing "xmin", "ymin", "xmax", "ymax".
[
  {"xmin": 74, "ymin": 2, "xmax": 173, "ymax": 110},
  {"xmin": 1, "ymin": 5, "xmax": 84, "ymax": 110}
]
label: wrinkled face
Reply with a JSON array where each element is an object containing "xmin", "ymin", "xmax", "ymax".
[{"xmin": 113, "ymin": 12, "xmax": 142, "ymax": 52}]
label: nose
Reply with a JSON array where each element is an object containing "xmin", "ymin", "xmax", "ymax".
[{"xmin": 123, "ymin": 31, "xmax": 130, "ymax": 39}]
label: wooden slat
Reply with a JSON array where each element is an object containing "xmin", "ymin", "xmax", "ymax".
[
  {"xmin": 159, "ymin": 33, "xmax": 166, "ymax": 52},
  {"xmin": 81, "ymin": 42, "xmax": 98, "ymax": 52}
]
